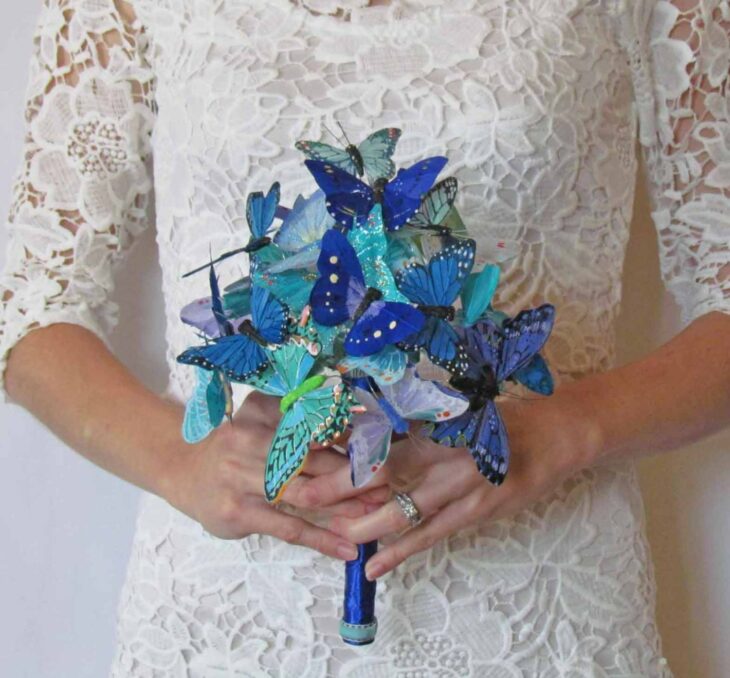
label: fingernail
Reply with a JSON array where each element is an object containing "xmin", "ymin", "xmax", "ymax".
[
  {"xmin": 337, "ymin": 543, "xmax": 358, "ymax": 561},
  {"xmin": 365, "ymin": 561, "xmax": 383, "ymax": 580}
]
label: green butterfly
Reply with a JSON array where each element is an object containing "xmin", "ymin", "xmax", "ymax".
[{"xmin": 247, "ymin": 324, "xmax": 356, "ymax": 503}]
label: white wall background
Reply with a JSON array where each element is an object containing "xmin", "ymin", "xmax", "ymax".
[{"xmin": 0, "ymin": 3, "xmax": 728, "ymax": 677}]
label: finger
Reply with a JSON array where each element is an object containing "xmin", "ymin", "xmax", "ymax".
[
  {"xmin": 328, "ymin": 460, "xmax": 474, "ymax": 543},
  {"xmin": 294, "ymin": 458, "xmax": 390, "ymax": 508},
  {"xmin": 310, "ymin": 495, "xmax": 388, "ymax": 520},
  {"xmin": 364, "ymin": 489, "xmax": 481, "ymax": 579},
  {"xmin": 299, "ymin": 447, "xmax": 348, "ymax": 475},
  {"xmin": 258, "ymin": 506, "xmax": 359, "ymax": 561}
]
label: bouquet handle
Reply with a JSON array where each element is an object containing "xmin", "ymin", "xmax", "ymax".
[{"xmin": 340, "ymin": 540, "xmax": 379, "ymax": 645}]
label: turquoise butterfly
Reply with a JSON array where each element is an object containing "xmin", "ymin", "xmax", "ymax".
[
  {"xmin": 247, "ymin": 326, "xmax": 356, "ymax": 503},
  {"xmin": 182, "ymin": 367, "xmax": 232, "ymax": 443},
  {"xmin": 460, "ymin": 264, "xmax": 501, "ymax": 326}
]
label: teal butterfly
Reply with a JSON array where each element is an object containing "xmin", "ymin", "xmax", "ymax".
[
  {"xmin": 246, "ymin": 326, "xmax": 356, "ymax": 503},
  {"xmin": 182, "ymin": 367, "xmax": 233, "ymax": 443},
  {"xmin": 338, "ymin": 345, "xmax": 408, "ymax": 387},
  {"xmin": 296, "ymin": 127, "xmax": 402, "ymax": 183}
]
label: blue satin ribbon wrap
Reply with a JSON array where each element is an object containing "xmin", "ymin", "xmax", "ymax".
[{"xmin": 340, "ymin": 540, "xmax": 378, "ymax": 645}]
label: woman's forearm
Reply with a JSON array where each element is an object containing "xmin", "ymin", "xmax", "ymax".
[
  {"xmin": 4, "ymin": 323, "xmax": 183, "ymax": 498},
  {"xmin": 560, "ymin": 310, "xmax": 730, "ymax": 468}
]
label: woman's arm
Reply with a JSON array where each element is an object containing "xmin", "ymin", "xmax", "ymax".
[
  {"xmin": 567, "ymin": 310, "xmax": 730, "ymax": 466},
  {"xmin": 295, "ymin": 309, "xmax": 730, "ymax": 579}
]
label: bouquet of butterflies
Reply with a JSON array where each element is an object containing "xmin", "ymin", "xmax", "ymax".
[{"xmin": 176, "ymin": 127, "xmax": 556, "ymax": 645}]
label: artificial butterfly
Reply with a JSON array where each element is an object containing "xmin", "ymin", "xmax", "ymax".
[
  {"xmin": 396, "ymin": 239, "xmax": 478, "ymax": 375},
  {"xmin": 304, "ymin": 156, "xmax": 448, "ymax": 231},
  {"xmin": 426, "ymin": 305, "xmax": 555, "ymax": 485},
  {"xmin": 296, "ymin": 127, "xmax": 402, "ymax": 183},
  {"xmin": 310, "ymin": 227, "xmax": 424, "ymax": 357},
  {"xmin": 347, "ymin": 367, "xmax": 469, "ymax": 488},
  {"xmin": 338, "ymin": 345, "xmax": 408, "ymax": 387},
  {"xmin": 182, "ymin": 182, "xmax": 281, "ymax": 278},
  {"xmin": 177, "ymin": 284, "xmax": 289, "ymax": 381},
  {"xmin": 486, "ymin": 309, "xmax": 554, "ymax": 395},
  {"xmin": 245, "ymin": 326, "xmax": 356, "ymax": 502},
  {"xmin": 181, "ymin": 266, "xmax": 234, "ymax": 442}
]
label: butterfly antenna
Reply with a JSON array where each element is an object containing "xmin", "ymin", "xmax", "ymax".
[
  {"xmin": 322, "ymin": 121, "xmax": 343, "ymax": 145},
  {"xmin": 337, "ymin": 120, "xmax": 354, "ymax": 147}
]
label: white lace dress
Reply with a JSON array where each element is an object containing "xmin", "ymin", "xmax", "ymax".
[{"xmin": 1, "ymin": 0, "xmax": 729, "ymax": 675}]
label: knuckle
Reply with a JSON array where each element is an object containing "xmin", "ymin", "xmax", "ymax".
[{"xmin": 280, "ymin": 521, "xmax": 304, "ymax": 545}]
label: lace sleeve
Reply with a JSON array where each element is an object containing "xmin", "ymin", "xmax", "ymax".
[
  {"xmin": 0, "ymin": 0, "xmax": 156, "ymax": 403},
  {"xmin": 619, "ymin": 0, "xmax": 730, "ymax": 327}
]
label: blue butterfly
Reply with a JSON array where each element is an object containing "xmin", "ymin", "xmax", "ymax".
[
  {"xmin": 181, "ymin": 266, "xmax": 235, "ymax": 442},
  {"xmin": 296, "ymin": 127, "xmax": 402, "ymax": 183},
  {"xmin": 426, "ymin": 305, "xmax": 555, "ymax": 485},
  {"xmin": 304, "ymin": 156, "xmax": 448, "ymax": 231},
  {"xmin": 485, "ymin": 308, "xmax": 554, "ymax": 395},
  {"xmin": 181, "ymin": 183, "xmax": 281, "ymax": 278},
  {"xmin": 395, "ymin": 239, "xmax": 477, "ymax": 375},
  {"xmin": 177, "ymin": 285, "xmax": 289, "ymax": 381},
  {"xmin": 310, "ymin": 228, "xmax": 425, "ymax": 357}
]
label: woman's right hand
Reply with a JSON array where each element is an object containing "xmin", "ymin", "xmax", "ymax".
[{"xmin": 160, "ymin": 390, "xmax": 388, "ymax": 561}]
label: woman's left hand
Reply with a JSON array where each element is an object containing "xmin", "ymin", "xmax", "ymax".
[{"xmin": 295, "ymin": 389, "xmax": 601, "ymax": 580}]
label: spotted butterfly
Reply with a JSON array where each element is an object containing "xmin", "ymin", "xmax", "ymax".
[{"xmin": 310, "ymin": 228, "xmax": 425, "ymax": 357}]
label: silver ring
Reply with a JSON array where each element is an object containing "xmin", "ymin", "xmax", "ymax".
[{"xmin": 394, "ymin": 492, "xmax": 423, "ymax": 527}]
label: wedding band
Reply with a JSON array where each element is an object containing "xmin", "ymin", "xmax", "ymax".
[{"xmin": 394, "ymin": 492, "xmax": 423, "ymax": 527}]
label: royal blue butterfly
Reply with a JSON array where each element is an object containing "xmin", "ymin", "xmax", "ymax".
[
  {"xmin": 182, "ymin": 183, "xmax": 281, "ymax": 278},
  {"xmin": 310, "ymin": 228, "xmax": 424, "ymax": 357},
  {"xmin": 395, "ymin": 239, "xmax": 477, "ymax": 375},
  {"xmin": 177, "ymin": 285, "xmax": 289, "ymax": 381},
  {"xmin": 426, "ymin": 305, "xmax": 555, "ymax": 485},
  {"xmin": 304, "ymin": 156, "xmax": 448, "ymax": 231},
  {"xmin": 296, "ymin": 127, "xmax": 402, "ymax": 183}
]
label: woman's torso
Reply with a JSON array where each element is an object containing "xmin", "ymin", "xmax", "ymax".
[{"xmin": 111, "ymin": 2, "xmax": 671, "ymax": 675}]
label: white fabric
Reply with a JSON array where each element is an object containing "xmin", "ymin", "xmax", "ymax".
[{"xmin": 1, "ymin": 0, "xmax": 729, "ymax": 675}]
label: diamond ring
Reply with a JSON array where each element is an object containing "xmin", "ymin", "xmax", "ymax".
[{"xmin": 394, "ymin": 492, "xmax": 423, "ymax": 528}]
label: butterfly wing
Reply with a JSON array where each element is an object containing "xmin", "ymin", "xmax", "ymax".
[
  {"xmin": 265, "ymin": 382, "xmax": 354, "ymax": 503},
  {"xmin": 182, "ymin": 368, "xmax": 221, "ymax": 443},
  {"xmin": 305, "ymin": 160, "xmax": 374, "ymax": 228},
  {"xmin": 177, "ymin": 334, "xmax": 269, "ymax": 382},
  {"xmin": 274, "ymin": 189, "xmax": 335, "ymax": 254},
  {"xmin": 338, "ymin": 345, "xmax": 407, "ymax": 386},
  {"xmin": 251, "ymin": 286, "xmax": 288, "ymax": 344},
  {"xmin": 461, "ymin": 264, "xmax": 500, "ymax": 326},
  {"xmin": 512, "ymin": 353, "xmax": 554, "ymax": 395},
  {"xmin": 295, "ymin": 140, "xmax": 357, "ymax": 176},
  {"xmin": 310, "ymin": 228, "xmax": 366, "ymax": 326},
  {"xmin": 407, "ymin": 177, "xmax": 458, "ymax": 229},
  {"xmin": 400, "ymin": 316, "xmax": 469, "ymax": 375},
  {"xmin": 425, "ymin": 409, "xmax": 479, "ymax": 449},
  {"xmin": 496, "ymin": 304, "xmax": 555, "ymax": 382},
  {"xmin": 397, "ymin": 239, "xmax": 476, "ymax": 307},
  {"xmin": 382, "ymin": 156, "xmax": 448, "ymax": 231},
  {"xmin": 359, "ymin": 127, "xmax": 402, "ymax": 182},
  {"xmin": 345, "ymin": 300, "xmax": 425, "ymax": 357},
  {"xmin": 347, "ymin": 387, "xmax": 393, "ymax": 488},
  {"xmin": 381, "ymin": 366, "xmax": 469, "ymax": 422},
  {"xmin": 181, "ymin": 296, "xmax": 223, "ymax": 339},
  {"xmin": 247, "ymin": 182, "xmax": 280, "ymax": 240},
  {"xmin": 469, "ymin": 400, "xmax": 510, "ymax": 485}
]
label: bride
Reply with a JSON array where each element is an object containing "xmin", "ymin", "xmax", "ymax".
[{"xmin": 1, "ymin": 0, "xmax": 728, "ymax": 675}]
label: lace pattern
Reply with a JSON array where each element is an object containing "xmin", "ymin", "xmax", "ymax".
[{"xmin": 0, "ymin": 0, "xmax": 728, "ymax": 675}]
